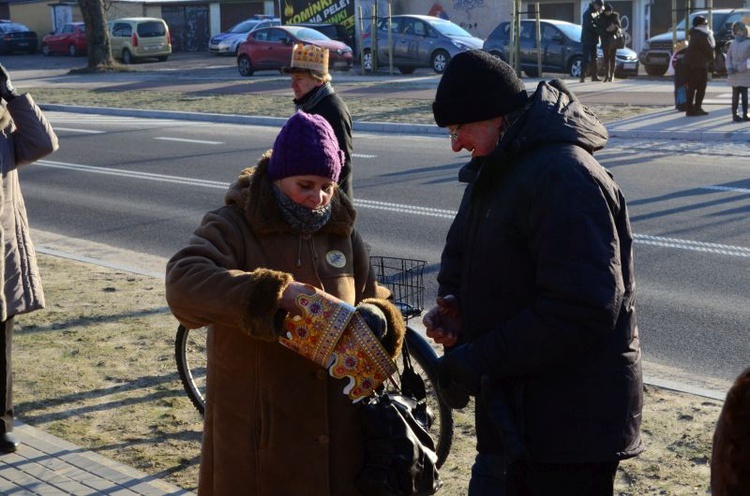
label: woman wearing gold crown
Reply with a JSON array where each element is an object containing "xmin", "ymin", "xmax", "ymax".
[{"xmin": 166, "ymin": 111, "xmax": 403, "ymax": 495}]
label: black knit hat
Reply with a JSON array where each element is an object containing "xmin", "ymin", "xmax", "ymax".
[{"xmin": 432, "ymin": 50, "xmax": 528, "ymax": 128}]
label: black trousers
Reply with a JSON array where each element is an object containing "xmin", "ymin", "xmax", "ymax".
[
  {"xmin": 507, "ymin": 459, "xmax": 619, "ymax": 496},
  {"xmin": 732, "ymin": 86, "xmax": 749, "ymax": 116},
  {"xmin": 603, "ymin": 47, "xmax": 617, "ymax": 78},
  {"xmin": 581, "ymin": 44, "xmax": 598, "ymax": 77},
  {"xmin": 686, "ymin": 68, "xmax": 709, "ymax": 110},
  {"xmin": 0, "ymin": 318, "xmax": 13, "ymax": 433}
]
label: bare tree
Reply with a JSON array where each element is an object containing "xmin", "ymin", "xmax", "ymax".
[{"xmin": 78, "ymin": 0, "xmax": 114, "ymax": 68}]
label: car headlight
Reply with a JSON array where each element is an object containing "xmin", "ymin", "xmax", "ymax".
[{"xmin": 451, "ymin": 40, "xmax": 472, "ymax": 50}]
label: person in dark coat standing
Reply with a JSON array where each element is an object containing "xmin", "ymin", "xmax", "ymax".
[
  {"xmin": 425, "ymin": 50, "xmax": 643, "ymax": 495},
  {"xmin": 580, "ymin": 0, "xmax": 603, "ymax": 82},
  {"xmin": 684, "ymin": 15, "xmax": 715, "ymax": 116},
  {"xmin": 0, "ymin": 64, "xmax": 59, "ymax": 453},
  {"xmin": 283, "ymin": 44, "xmax": 354, "ymax": 199},
  {"xmin": 599, "ymin": 3, "xmax": 622, "ymax": 81}
]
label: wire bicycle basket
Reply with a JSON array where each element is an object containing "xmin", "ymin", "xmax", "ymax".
[{"xmin": 369, "ymin": 256, "xmax": 426, "ymax": 321}]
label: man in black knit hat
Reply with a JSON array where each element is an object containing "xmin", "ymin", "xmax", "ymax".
[{"xmin": 424, "ymin": 50, "xmax": 643, "ymax": 495}]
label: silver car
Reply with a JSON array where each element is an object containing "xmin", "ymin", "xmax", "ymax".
[
  {"xmin": 209, "ymin": 15, "xmax": 280, "ymax": 55},
  {"xmin": 360, "ymin": 14, "xmax": 483, "ymax": 74}
]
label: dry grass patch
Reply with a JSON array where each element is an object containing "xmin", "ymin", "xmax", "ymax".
[{"xmin": 27, "ymin": 86, "xmax": 655, "ymax": 125}]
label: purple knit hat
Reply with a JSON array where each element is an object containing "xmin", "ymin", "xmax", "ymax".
[{"xmin": 268, "ymin": 111, "xmax": 343, "ymax": 182}]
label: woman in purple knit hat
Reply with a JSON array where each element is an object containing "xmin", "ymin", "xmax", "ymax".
[{"xmin": 165, "ymin": 111, "xmax": 404, "ymax": 496}]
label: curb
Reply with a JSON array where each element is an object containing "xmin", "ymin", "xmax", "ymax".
[{"xmin": 39, "ymin": 103, "xmax": 446, "ymax": 136}]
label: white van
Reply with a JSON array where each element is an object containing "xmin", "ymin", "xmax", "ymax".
[{"xmin": 108, "ymin": 17, "xmax": 171, "ymax": 63}]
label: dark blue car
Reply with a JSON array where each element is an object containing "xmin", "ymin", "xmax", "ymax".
[{"xmin": 0, "ymin": 21, "xmax": 38, "ymax": 54}]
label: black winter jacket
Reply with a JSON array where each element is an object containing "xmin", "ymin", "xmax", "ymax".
[
  {"xmin": 438, "ymin": 80, "xmax": 644, "ymax": 463},
  {"xmin": 296, "ymin": 85, "xmax": 354, "ymax": 199},
  {"xmin": 684, "ymin": 27, "xmax": 715, "ymax": 70},
  {"xmin": 581, "ymin": 4, "xmax": 601, "ymax": 47}
]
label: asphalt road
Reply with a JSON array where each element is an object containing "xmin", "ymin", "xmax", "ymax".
[
  {"xmin": 19, "ymin": 109, "xmax": 749, "ymax": 395},
  {"xmin": 0, "ymin": 51, "xmax": 728, "ymax": 108}
]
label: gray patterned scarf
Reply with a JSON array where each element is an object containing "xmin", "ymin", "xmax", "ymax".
[
  {"xmin": 272, "ymin": 184, "xmax": 332, "ymax": 234},
  {"xmin": 295, "ymin": 82, "xmax": 335, "ymax": 112}
]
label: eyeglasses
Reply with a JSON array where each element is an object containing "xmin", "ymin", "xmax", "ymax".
[{"xmin": 448, "ymin": 124, "xmax": 462, "ymax": 142}]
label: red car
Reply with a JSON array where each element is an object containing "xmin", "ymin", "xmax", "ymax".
[
  {"xmin": 237, "ymin": 26, "xmax": 353, "ymax": 76},
  {"xmin": 42, "ymin": 22, "xmax": 87, "ymax": 56}
]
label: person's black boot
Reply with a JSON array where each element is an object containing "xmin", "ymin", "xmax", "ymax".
[{"xmin": 0, "ymin": 432, "xmax": 19, "ymax": 453}]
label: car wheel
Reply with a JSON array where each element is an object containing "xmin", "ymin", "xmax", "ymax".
[
  {"xmin": 122, "ymin": 49, "xmax": 133, "ymax": 64},
  {"xmin": 432, "ymin": 50, "xmax": 450, "ymax": 74},
  {"xmin": 398, "ymin": 66, "xmax": 415, "ymax": 75},
  {"xmin": 524, "ymin": 66, "xmax": 540, "ymax": 77},
  {"xmin": 645, "ymin": 64, "xmax": 667, "ymax": 76},
  {"xmin": 68, "ymin": 44, "xmax": 77, "ymax": 57},
  {"xmin": 157, "ymin": 55, "xmax": 168, "ymax": 62},
  {"xmin": 238, "ymin": 55, "xmax": 254, "ymax": 77},
  {"xmin": 568, "ymin": 56, "xmax": 583, "ymax": 78},
  {"xmin": 362, "ymin": 49, "xmax": 374, "ymax": 72},
  {"xmin": 42, "ymin": 44, "xmax": 51, "ymax": 56}
]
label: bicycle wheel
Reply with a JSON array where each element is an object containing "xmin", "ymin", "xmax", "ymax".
[
  {"xmin": 175, "ymin": 324, "xmax": 207, "ymax": 416},
  {"xmin": 390, "ymin": 328, "xmax": 454, "ymax": 467}
]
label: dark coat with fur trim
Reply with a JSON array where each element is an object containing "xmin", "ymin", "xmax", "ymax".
[
  {"xmin": 438, "ymin": 80, "xmax": 643, "ymax": 463},
  {"xmin": 711, "ymin": 367, "xmax": 750, "ymax": 495},
  {"xmin": 166, "ymin": 155, "xmax": 403, "ymax": 496}
]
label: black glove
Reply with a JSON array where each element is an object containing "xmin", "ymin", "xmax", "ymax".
[
  {"xmin": 0, "ymin": 64, "xmax": 18, "ymax": 102},
  {"xmin": 437, "ymin": 343, "xmax": 482, "ymax": 397}
]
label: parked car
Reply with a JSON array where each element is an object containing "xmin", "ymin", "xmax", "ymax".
[
  {"xmin": 290, "ymin": 22, "xmax": 355, "ymax": 55},
  {"xmin": 0, "ymin": 20, "xmax": 38, "ymax": 54},
  {"xmin": 209, "ymin": 15, "xmax": 280, "ymax": 56},
  {"xmin": 483, "ymin": 19, "xmax": 638, "ymax": 79},
  {"xmin": 42, "ymin": 22, "xmax": 87, "ymax": 57},
  {"xmin": 107, "ymin": 17, "xmax": 171, "ymax": 64},
  {"xmin": 236, "ymin": 25, "xmax": 353, "ymax": 76},
  {"xmin": 639, "ymin": 9, "xmax": 750, "ymax": 76},
  {"xmin": 360, "ymin": 14, "xmax": 483, "ymax": 74}
]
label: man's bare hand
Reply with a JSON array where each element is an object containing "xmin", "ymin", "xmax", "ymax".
[{"xmin": 423, "ymin": 294, "xmax": 461, "ymax": 347}]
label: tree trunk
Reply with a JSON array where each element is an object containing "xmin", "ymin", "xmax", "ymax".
[{"xmin": 78, "ymin": 0, "xmax": 114, "ymax": 68}]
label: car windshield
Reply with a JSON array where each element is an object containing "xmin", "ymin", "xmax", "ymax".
[
  {"xmin": 292, "ymin": 27, "xmax": 330, "ymax": 41},
  {"xmin": 0, "ymin": 23, "xmax": 30, "ymax": 32},
  {"xmin": 229, "ymin": 20, "xmax": 260, "ymax": 33},
  {"xmin": 428, "ymin": 18, "xmax": 473, "ymax": 37},
  {"xmin": 675, "ymin": 11, "xmax": 727, "ymax": 30},
  {"xmin": 556, "ymin": 23, "xmax": 581, "ymax": 41}
]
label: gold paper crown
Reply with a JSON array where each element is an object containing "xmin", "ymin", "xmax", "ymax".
[
  {"xmin": 279, "ymin": 289, "xmax": 397, "ymax": 403},
  {"xmin": 289, "ymin": 43, "xmax": 329, "ymax": 75}
]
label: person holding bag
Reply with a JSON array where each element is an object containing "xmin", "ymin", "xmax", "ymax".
[
  {"xmin": 684, "ymin": 15, "xmax": 715, "ymax": 116},
  {"xmin": 166, "ymin": 111, "xmax": 404, "ymax": 495},
  {"xmin": 599, "ymin": 3, "xmax": 622, "ymax": 82}
]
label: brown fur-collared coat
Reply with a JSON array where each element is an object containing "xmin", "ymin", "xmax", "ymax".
[
  {"xmin": 166, "ymin": 154, "xmax": 403, "ymax": 496},
  {"xmin": 0, "ymin": 95, "xmax": 58, "ymax": 322},
  {"xmin": 711, "ymin": 367, "xmax": 750, "ymax": 495}
]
